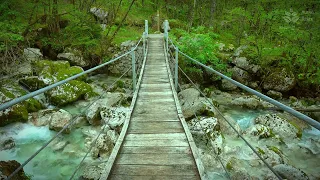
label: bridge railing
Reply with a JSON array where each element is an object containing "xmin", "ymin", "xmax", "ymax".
[
  {"xmin": 2, "ymin": 20, "xmax": 149, "ymax": 180},
  {"xmin": 163, "ymin": 20, "xmax": 320, "ymax": 179}
]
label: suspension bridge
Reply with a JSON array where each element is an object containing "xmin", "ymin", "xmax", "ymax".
[{"xmin": 1, "ymin": 20, "xmax": 320, "ymax": 180}]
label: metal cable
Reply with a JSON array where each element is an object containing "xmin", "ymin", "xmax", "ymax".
[
  {"xmin": 69, "ymin": 67, "xmax": 132, "ymax": 179},
  {"xmin": 177, "ymin": 50, "xmax": 320, "ymax": 131},
  {"xmin": 178, "ymin": 66, "xmax": 282, "ymax": 179},
  {"xmin": 6, "ymin": 67, "xmax": 133, "ymax": 180},
  {"xmin": 177, "ymin": 82, "xmax": 231, "ymax": 179},
  {"xmin": 0, "ymin": 37, "xmax": 143, "ymax": 112}
]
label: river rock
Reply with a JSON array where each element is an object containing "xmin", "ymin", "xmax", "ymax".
[
  {"xmin": 23, "ymin": 48, "xmax": 42, "ymax": 61},
  {"xmin": 0, "ymin": 137, "xmax": 15, "ymax": 150},
  {"xmin": 57, "ymin": 53, "xmax": 89, "ymax": 67},
  {"xmin": 107, "ymin": 130, "xmax": 119, "ymax": 144},
  {"xmin": 86, "ymin": 133, "xmax": 114, "ymax": 159},
  {"xmin": 254, "ymin": 114, "xmax": 298, "ymax": 140},
  {"xmin": 45, "ymin": 80, "xmax": 94, "ymax": 106},
  {"xmin": 231, "ymin": 67, "xmax": 252, "ymax": 85},
  {"xmin": 101, "ymin": 107, "xmax": 128, "ymax": 129},
  {"xmin": 49, "ymin": 109, "xmax": 73, "ymax": 133},
  {"xmin": 246, "ymin": 124, "xmax": 272, "ymax": 139},
  {"xmin": 0, "ymin": 82, "xmax": 42, "ymax": 127},
  {"xmin": 72, "ymin": 116, "xmax": 88, "ymax": 128},
  {"xmin": 231, "ymin": 96, "xmax": 260, "ymax": 109},
  {"xmin": 29, "ymin": 109, "xmax": 57, "ymax": 126},
  {"xmin": 86, "ymin": 93, "xmax": 124, "ymax": 125},
  {"xmin": 79, "ymin": 163, "xmax": 106, "ymax": 180},
  {"xmin": 274, "ymin": 164, "xmax": 309, "ymax": 180},
  {"xmin": 263, "ymin": 68, "xmax": 296, "ymax": 92},
  {"xmin": 221, "ymin": 79, "xmax": 237, "ymax": 91},
  {"xmin": 267, "ymin": 90, "xmax": 282, "ymax": 99},
  {"xmin": 0, "ymin": 160, "xmax": 29, "ymax": 180},
  {"xmin": 178, "ymin": 88, "xmax": 207, "ymax": 119}
]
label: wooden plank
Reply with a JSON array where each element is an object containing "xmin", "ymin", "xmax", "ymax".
[
  {"xmin": 109, "ymin": 175, "xmax": 199, "ymax": 180},
  {"xmin": 136, "ymin": 98, "xmax": 174, "ymax": 103},
  {"xmin": 126, "ymin": 133, "xmax": 186, "ymax": 140},
  {"xmin": 139, "ymin": 91, "xmax": 172, "ymax": 96},
  {"xmin": 129, "ymin": 121, "xmax": 182, "ymax": 130},
  {"xmin": 112, "ymin": 164, "xmax": 197, "ymax": 176},
  {"xmin": 140, "ymin": 84, "xmax": 171, "ymax": 88},
  {"xmin": 123, "ymin": 139, "xmax": 189, "ymax": 147},
  {"xmin": 128, "ymin": 128, "xmax": 184, "ymax": 134},
  {"xmin": 121, "ymin": 146, "xmax": 191, "ymax": 154},
  {"xmin": 116, "ymin": 153, "xmax": 194, "ymax": 165},
  {"xmin": 131, "ymin": 112, "xmax": 178, "ymax": 119}
]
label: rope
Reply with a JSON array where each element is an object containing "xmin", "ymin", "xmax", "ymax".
[
  {"xmin": 6, "ymin": 67, "xmax": 133, "ymax": 180},
  {"xmin": 178, "ymin": 66, "xmax": 282, "ymax": 179}
]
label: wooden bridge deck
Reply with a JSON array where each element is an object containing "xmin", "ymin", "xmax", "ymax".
[{"xmin": 100, "ymin": 34, "xmax": 204, "ymax": 180}]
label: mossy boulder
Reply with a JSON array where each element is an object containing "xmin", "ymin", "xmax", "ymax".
[
  {"xmin": 32, "ymin": 60, "xmax": 70, "ymax": 75},
  {"xmin": 21, "ymin": 60, "xmax": 87, "ymax": 91},
  {"xmin": 263, "ymin": 68, "xmax": 296, "ymax": 92},
  {"xmin": 0, "ymin": 81, "xmax": 43, "ymax": 127},
  {"xmin": 45, "ymin": 80, "xmax": 94, "ymax": 106},
  {"xmin": 55, "ymin": 66, "xmax": 86, "ymax": 81}
]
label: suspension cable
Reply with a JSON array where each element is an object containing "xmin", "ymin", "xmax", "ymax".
[
  {"xmin": 178, "ymin": 66, "xmax": 282, "ymax": 179},
  {"xmin": 6, "ymin": 66, "xmax": 133, "ymax": 180},
  {"xmin": 176, "ymin": 82, "xmax": 231, "ymax": 179},
  {"xmin": 69, "ymin": 67, "xmax": 132, "ymax": 179}
]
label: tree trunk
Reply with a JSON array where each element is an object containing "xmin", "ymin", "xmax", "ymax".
[{"xmin": 209, "ymin": 0, "xmax": 216, "ymax": 27}]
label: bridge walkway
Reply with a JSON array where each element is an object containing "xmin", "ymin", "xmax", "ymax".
[{"xmin": 105, "ymin": 34, "xmax": 202, "ymax": 180}]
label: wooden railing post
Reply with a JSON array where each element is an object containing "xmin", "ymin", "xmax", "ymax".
[
  {"xmin": 175, "ymin": 47, "xmax": 179, "ymax": 91},
  {"xmin": 131, "ymin": 47, "xmax": 136, "ymax": 91}
]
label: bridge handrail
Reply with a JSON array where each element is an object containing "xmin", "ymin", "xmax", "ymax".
[
  {"xmin": 165, "ymin": 35, "xmax": 320, "ymax": 131},
  {"xmin": 0, "ymin": 37, "xmax": 143, "ymax": 112}
]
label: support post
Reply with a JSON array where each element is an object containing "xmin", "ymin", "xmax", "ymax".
[
  {"xmin": 131, "ymin": 47, "xmax": 136, "ymax": 91},
  {"xmin": 143, "ymin": 32, "xmax": 146, "ymax": 58},
  {"xmin": 175, "ymin": 47, "xmax": 179, "ymax": 91},
  {"xmin": 164, "ymin": 20, "xmax": 169, "ymax": 53},
  {"xmin": 145, "ymin": 20, "xmax": 148, "ymax": 36}
]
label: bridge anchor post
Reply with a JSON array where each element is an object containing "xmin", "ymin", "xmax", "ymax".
[{"xmin": 175, "ymin": 47, "xmax": 179, "ymax": 91}]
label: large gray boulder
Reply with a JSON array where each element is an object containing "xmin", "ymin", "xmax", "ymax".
[
  {"xmin": 57, "ymin": 53, "xmax": 89, "ymax": 67},
  {"xmin": 263, "ymin": 68, "xmax": 296, "ymax": 92},
  {"xmin": 49, "ymin": 109, "xmax": 73, "ymax": 133},
  {"xmin": 23, "ymin": 48, "xmax": 43, "ymax": 61},
  {"xmin": 178, "ymin": 88, "xmax": 207, "ymax": 119},
  {"xmin": 231, "ymin": 67, "xmax": 252, "ymax": 85},
  {"xmin": 29, "ymin": 109, "xmax": 58, "ymax": 126},
  {"xmin": 221, "ymin": 79, "xmax": 237, "ymax": 91},
  {"xmin": 231, "ymin": 96, "xmax": 260, "ymax": 109},
  {"xmin": 101, "ymin": 107, "xmax": 128, "ymax": 129},
  {"xmin": 86, "ymin": 93, "xmax": 124, "ymax": 125},
  {"xmin": 254, "ymin": 114, "xmax": 299, "ymax": 140},
  {"xmin": 233, "ymin": 57, "xmax": 261, "ymax": 74},
  {"xmin": 274, "ymin": 164, "xmax": 309, "ymax": 180}
]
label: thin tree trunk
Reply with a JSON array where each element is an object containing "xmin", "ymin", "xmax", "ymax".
[
  {"xmin": 209, "ymin": 0, "xmax": 216, "ymax": 27},
  {"xmin": 108, "ymin": 0, "xmax": 136, "ymax": 45}
]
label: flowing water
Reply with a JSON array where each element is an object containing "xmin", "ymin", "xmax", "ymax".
[{"xmin": 203, "ymin": 108, "xmax": 320, "ymax": 179}]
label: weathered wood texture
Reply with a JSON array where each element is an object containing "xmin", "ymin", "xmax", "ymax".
[{"xmin": 106, "ymin": 34, "xmax": 201, "ymax": 180}]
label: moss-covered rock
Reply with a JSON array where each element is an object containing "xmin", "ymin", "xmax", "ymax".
[
  {"xmin": 0, "ymin": 81, "xmax": 42, "ymax": 127},
  {"xmin": 263, "ymin": 68, "xmax": 296, "ymax": 92},
  {"xmin": 55, "ymin": 66, "xmax": 86, "ymax": 81},
  {"xmin": 45, "ymin": 80, "xmax": 94, "ymax": 106},
  {"xmin": 32, "ymin": 60, "xmax": 70, "ymax": 75}
]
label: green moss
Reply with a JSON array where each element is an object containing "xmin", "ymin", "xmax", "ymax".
[
  {"xmin": 24, "ymin": 98, "xmax": 43, "ymax": 112},
  {"xmin": 116, "ymin": 80, "xmax": 125, "ymax": 88},
  {"xmin": 257, "ymin": 147, "xmax": 265, "ymax": 155},
  {"xmin": 0, "ymin": 104, "xmax": 28, "ymax": 127},
  {"xmin": 267, "ymin": 146, "xmax": 283, "ymax": 156},
  {"xmin": 55, "ymin": 66, "xmax": 86, "ymax": 81},
  {"xmin": 226, "ymin": 161, "xmax": 233, "ymax": 171},
  {"xmin": 46, "ymin": 80, "xmax": 93, "ymax": 106},
  {"xmin": 33, "ymin": 60, "xmax": 70, "ymax": 75}
]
